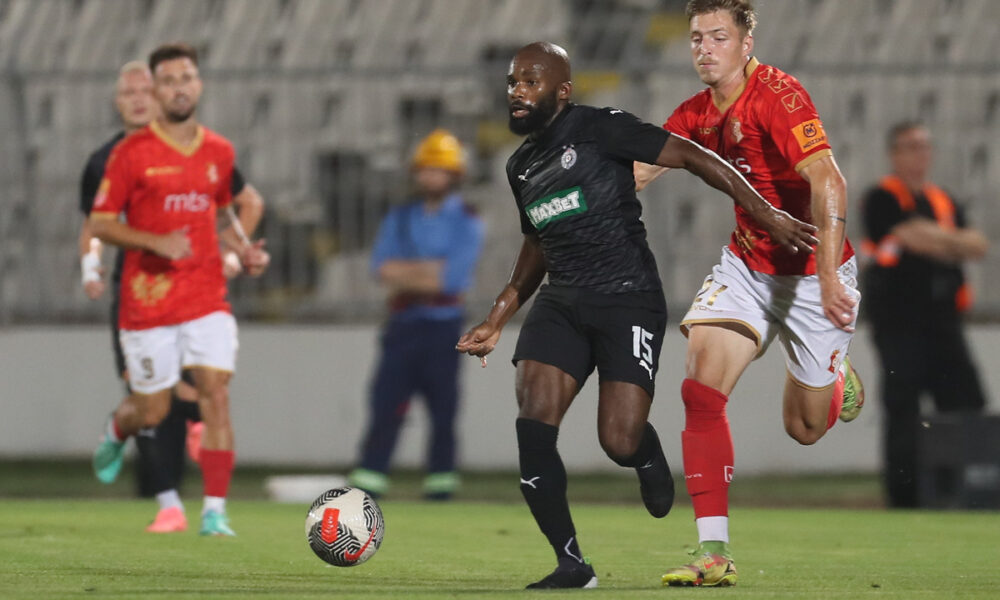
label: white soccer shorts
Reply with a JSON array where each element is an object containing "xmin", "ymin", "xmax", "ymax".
[
  {"xmin": 680, "ymin": 247, "xmax": 859, "ymax": 389},
  {"xmin": 119, "ymin": 310, "xmax": 239, "ymax": 395}
]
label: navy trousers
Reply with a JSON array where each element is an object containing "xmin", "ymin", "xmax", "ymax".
[{"xmin": 358, "ymin": 316, "xmax": 463, "ymax": 474}]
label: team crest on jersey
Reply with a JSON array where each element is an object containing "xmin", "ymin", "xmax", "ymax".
[
  {"xmin": 730, "ymin": 118, "xmax": 744, "ymax": 143},
  {"xmin": 560, "ymin": 146, "xmax": 577, "ymax": 170},
  {"xmin": 130, "ymin": 272, "xmax": 173, "ymax": 306},
  {"xmin": 207, "ymin": 163, "xmax": 219, "ymax": 184}
]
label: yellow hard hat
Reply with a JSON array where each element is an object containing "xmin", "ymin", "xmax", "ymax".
[{"xmin": 412, "ymin": 129, "xmax": 466, "ymax": 174}]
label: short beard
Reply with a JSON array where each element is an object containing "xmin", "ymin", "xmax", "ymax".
[
  {"xmin": 164, "ymin": 106, "xmax": 195, "ymax": 123},
  {"xmin": 508, "ymin": 92, "xmax": 558, "ymax": 136}
]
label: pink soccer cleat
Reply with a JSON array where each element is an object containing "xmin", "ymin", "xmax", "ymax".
[{"xmin": 146, "ymin": 507, "xmax": 187, "ymax": 533}]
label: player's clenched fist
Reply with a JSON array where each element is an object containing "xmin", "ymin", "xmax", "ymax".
[{"xmin": 239, "ymin": 239, "xmax": 270, "ymax": 277}]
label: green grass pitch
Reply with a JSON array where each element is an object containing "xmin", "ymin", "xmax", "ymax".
[{"xmin": 1, "ymin": 499, "xmax": 998, "ymax": 598}]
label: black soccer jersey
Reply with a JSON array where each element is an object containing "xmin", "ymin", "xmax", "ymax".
[
  {"xmin": 506, "ymin": 104, "xmax": 670, "ymax": 294},
  {"xmin": 79, "ymin": 131, "xmax": 247, "ymax": 286}
]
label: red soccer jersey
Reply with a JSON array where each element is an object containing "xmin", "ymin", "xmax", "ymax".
[
  {"xmin": 91, "ymin": 121, "xmax": 234, "ymax": 330},
  {"xmin": 665, "ymin": 58, "xmax": 854, "ymax": 275}
]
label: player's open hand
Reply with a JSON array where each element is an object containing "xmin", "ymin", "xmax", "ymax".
[
  {"xmin": 456, "ymin": 321, "xmax": 502, "ymax": 367},
  {"xmin": 821, "ymin": 278, "xmax": 858, "ymax": 332},
  {"xmin": 240, "ymin": 239, "xmax": 270, "ymax": 277},
  {"xmin": 759, "ymin": 207, "xmax": 818, "ymax": 255},
  {"xmin": 154, "ymin": 229, "xmax": 192, "ymax": 260}
]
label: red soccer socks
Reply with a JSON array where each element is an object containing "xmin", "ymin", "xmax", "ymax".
[{"xmin": 681, "ymin": 378, "xmax": 734, "ymax": 519}]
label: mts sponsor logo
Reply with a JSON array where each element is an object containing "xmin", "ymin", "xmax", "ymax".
[
  {"xmin": 164, "ymin": 191, "xmax": 211, "ymax": 212},
  {"xmin": 525, "ymin": 186, "xmax": 587, "ymax": 229}
]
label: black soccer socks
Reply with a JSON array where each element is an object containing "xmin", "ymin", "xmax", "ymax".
[
  {"xmin": 634, "ymin": 422, "xmax": 674, "ymax": 518},
  {"xmin": 516, "ymin": 418, "xmax": 585, "ymax": 566}
]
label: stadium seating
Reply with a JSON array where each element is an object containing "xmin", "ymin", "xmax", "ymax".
[{"xmin": 0, "ymin": 0, "xmax": 996, "ymax": 321}]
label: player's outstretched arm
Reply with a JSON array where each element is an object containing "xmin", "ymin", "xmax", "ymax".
[
  {"xmin": 799, "ymin": 155, "xmax": 854, "ymax": 331},
  {"xmin": 89, "ymin": 214, "xmax": 191, "ymax": 260},
  {"xmin": 654, "ymin": 135, "xmax": 819, "ymax": 254},
  {"xmin": 456, "ymin": 233, "xmax": 546, "ymax": 362}
]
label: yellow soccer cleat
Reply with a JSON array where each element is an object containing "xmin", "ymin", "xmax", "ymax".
[
  {"xmin": 662, "ymin": 543, "xmax": 737, "ymax": 587},
  {"xmin": 838, "ymin": 354, "xmax": 865, "ymax": 423}
]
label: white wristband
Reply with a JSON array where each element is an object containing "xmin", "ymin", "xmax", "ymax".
[{"xmin": 81, "ymin": 253, "xmax": 101, "ymax": 285}]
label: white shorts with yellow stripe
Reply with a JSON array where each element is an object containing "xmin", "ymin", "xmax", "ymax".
[
  {"xmin": 120, "ymin": 310, "xmax": 238, "ymax": 394},
  {"xmin": 680, "ymin": 247, "xmax": 859, "ymax": 389}
]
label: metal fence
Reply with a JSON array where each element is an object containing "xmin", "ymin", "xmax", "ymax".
[{"xmin": 1, "ymin": 0, "xmax": 998, "ymax": 324}]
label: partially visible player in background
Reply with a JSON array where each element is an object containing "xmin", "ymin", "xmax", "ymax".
[
  {"xmin": 635, "ymin": 0, "xmax": 864, "ymax": 586},
  {"xmin": 82, "ymin": 62, "xmax": 263, "ymax": 525},
  {"xmin": 90, "ymin": 43, "xmax": 269, "ymax": 536},
  {"xmin": 348, "ymin": 129, "xmax": 484, "ymax": 501}
]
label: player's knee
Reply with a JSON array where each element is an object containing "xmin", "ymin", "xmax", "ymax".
[
  {"xmin": 200, "ymin": 385, "xmax": 231, "ymax": 423},
  {"xmin": 784, "ymin": 419, "xmax": 823, "ymax": 445},
  {"xmin": 598, "ymin": 427, "xmax": 642, "ymax": 467},
  {"xmin": 139, "ymin": 399, "xmax": 170, "ymax": 428}
]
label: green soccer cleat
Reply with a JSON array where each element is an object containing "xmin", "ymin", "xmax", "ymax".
[
  {"xmin": 347, "ymin": 468, "xmax": 390, "ymax": 498},
  {"xmin": 662, "ymin": 542, "xmax": 737, "ymax": 587},
  {"xmin": 838, "ymin": 354, "xmax": 865, "ymax": 423},
  {"xmin": 92, "ymin": 435, "xmax": 126, "ymax": 484},
  {"xmin": 199, "ymin": 510, "xmax": 236, "ymax": 537}
]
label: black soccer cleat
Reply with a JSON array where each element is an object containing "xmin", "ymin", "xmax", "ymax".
[
  {"xmin": 526, "ymin": 560, "xmax": 598, "ymax": 589},
  {"xmin": 636, "ymin": 427, "xmax": 674, "ymax": 518}
]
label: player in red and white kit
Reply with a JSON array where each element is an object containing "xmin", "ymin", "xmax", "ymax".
[
  {"xmin": 635, "ymin": 0, "xmax": 864, "ymax": 586},
  {"xmin": 90, "ymin": 43, "xmax": 269, "ymax": 536}
]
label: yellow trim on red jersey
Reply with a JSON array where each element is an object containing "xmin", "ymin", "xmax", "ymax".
[
  {"xmin": 794, "ymin": 148, "xmax": 832, "ymax": 173},
  {"xmin": 712, "ymin": 57, "xmax": 760, "ymax": 113},
  {"xmin": 150, "ymin": 120, "xmax": 205, "ymax": 157}
]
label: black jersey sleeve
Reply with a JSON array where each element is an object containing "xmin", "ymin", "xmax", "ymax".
[
  {"xmin": 594, "ymin": 107, "xmax": 671, "ymax": 165},
  {"xmin": 230, "ymin": 165, "xmax": 246, "ymax": 196},
  {"xmin": 861, "ymin": 187, "xmax": 906, "ymax": 242},
  {"xmin": 79, "ymin": 153, "xmax": 104, "ymax": 216}
]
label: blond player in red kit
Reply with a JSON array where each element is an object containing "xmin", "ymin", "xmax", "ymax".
[
  {"xmin": 636, "ymin": 0, "xmax": 864, "ymax": 586},
  {"xmin": 90, "ymin": 43, "xmax": 268, "ymax": 536}
]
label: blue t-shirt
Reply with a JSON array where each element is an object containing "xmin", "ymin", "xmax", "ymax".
[{"xmin": 371, "ymin": 193, "xmax": 484, "ymax": 320}]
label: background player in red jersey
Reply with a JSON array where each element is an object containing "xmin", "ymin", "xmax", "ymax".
[
  {"xmin": 635, "ymin": 0, "xmax": 865, "ymax": 586},
  {"xmin": 90, "ymin": 43, "xmax": 269, "ymax": 536},
  {"xmin": 81, "ymin": 61, "xmax": 264, "ymax": 518}
]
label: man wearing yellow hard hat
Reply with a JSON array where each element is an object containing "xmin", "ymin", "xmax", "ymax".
[{"xmin": 349, "ymin": 129, "xmax": 485, "ymax": 500}]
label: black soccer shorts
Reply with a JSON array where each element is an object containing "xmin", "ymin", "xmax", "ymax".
[{"xmin": 512, "ymin": 284, "xmax": 668, "ymax": 398}]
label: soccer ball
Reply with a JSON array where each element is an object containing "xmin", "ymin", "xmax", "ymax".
[{"xmin": 305, "ymin": 487, "xmax": 385, "ymax": 567}]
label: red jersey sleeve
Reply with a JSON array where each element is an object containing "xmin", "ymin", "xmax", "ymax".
[
  {"xmin": 91, "ymin": 143, "xmax": 134, "ymax": 217},
  {"xmin": 758, "ymin": 74, "xmax": 831, "ymax": 172}
]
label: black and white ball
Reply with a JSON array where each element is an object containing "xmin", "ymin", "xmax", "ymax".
[{"xmin": 305, "ymin": 487, "xmax": 385, "ymax": 567}]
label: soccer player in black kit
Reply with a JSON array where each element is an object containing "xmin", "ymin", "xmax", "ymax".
[{"xmin": 456, "ymin": 42, "xmax": 818, "ymax": 589}]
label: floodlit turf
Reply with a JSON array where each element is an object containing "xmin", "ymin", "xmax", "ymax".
[{"xmin": 1, "ymin": 499, "xmax": 997, "ymax": 599}]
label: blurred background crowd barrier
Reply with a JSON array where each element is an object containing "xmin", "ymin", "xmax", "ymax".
[{"xmin": 1, "ymin": 0, "xmax": 998, "ymax": 325}]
